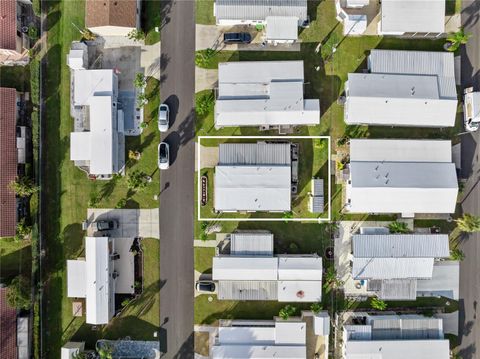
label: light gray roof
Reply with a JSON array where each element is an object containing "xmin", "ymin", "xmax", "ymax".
[
  {"xmin": 219, "ymin": 142, "xmax": 291, "ymax": 165},
  {"xmin": 349, "ymin": 139, "xmax": 453, "ymax": 163},
  {"xmin": 215, "ymin": 142, "xmax": 292, "ymax": 212},
  {"xmin": 345, "ymin": 73, "xmax": 457, "ymax": 127},
  {"xmin": 217, "ymin": 280, "xmax": 278, "ymax": 300},
  {"xmin": 352, "ymin": 257, "xmax": 434, "ymax": 279},
  {"xmin": 369, "ymin": 316, "xmax": 444, "ymax": 340},
  {"xmin": 230, "ymin": 232, "xmax": 274, "ymax": 256},
  {"xmin": 348, "ymin": 139, "xmax": 458, "ymax": 214},
  {"xmin": 265, "ymin": 16, "xmax": 299, "ymax": 41},
  {"xmin": 369, "ymin": 50, "xmax": 456, "ymax": 99},
  {"xmin": 310, "ymin": 196, "xmax": 324, "ymax": 213},
  {"xmin": 376, "ymin": 278, "xmax": 418, "ymax": 300},
  {"xmin": 351, "ymin": 162, "xmax": 458, "ymax": 189},
  {"xmin": 416, "ymin": 260, "xmax": 459, "ymax": 300},
  {"xmin": 344, "ymin": 340, "xmax": 449, "ymax": 359},
  {"xmin": 215, "ymin": 61, "xmax": 319, "ymax": 127},
  {"xmin": 380, "ymin": 0, "xmax": 445, "ymax": 34},
  {"xmin": 312, "ymin": 178, "xmax": 323, "ymax": 196},
  {"xmin": 215, "ymin": 0, "xmax": 307, "ymax": 22},
  {"xmin": 352, "ymin": 234, "xmax": 450, "ymax": 258}
]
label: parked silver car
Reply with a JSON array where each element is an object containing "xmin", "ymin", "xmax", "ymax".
[
  {"xmin": 158, "ymin": 142, "xmax": 170, "ymax": 170},
  {"xmin": 158, "ymin": 104, "xmax": 169, "ymax": 132}
]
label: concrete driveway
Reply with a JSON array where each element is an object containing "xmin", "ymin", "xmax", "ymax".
[
  {"xmin": 196, "ymin": 24, "xmax": 300, "ymax": 52},
  {"xmin": 86, "ymin": 208, "xmax": 160, "ymax": 239}
]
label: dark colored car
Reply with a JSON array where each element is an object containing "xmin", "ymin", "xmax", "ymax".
[
  {"xmin": 92, "ymin": 220, "xmax": 119, "ymax": 232},
  {"xmin": 195, "ymin": 281, "xmax": 216, "ymax": 293},
  {"xmin": 223, "ymin": 32, "xmax": 252, "ymax": 44}
]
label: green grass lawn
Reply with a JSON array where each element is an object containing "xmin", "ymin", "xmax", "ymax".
[
  {"xmin": 194, "ymin": 247, "xmax": 215, "ymax": 274},
  {"xmin": 196, "ymin": 0, "xmax": 215, "ymax": 25},
  {"xmin": 142, "ymin": 0, "xmax": 161, "ymax": 45},
  {"xmin": 195, "ymin": 295, "xmax": 313, "ymax": 325},
  {"xmin": 0, "ymin": 238, "xmax": 32, "ymax": 283},
  {"xmin": 0, "ymin": 65, "xmax": 31, "ymax": 91},
  {"xmin": 42, "ymin": 0, "xmax": 160, "ymax": 354},
  {"xmin": 66, "ymin": 238, "xmax": 160, "ymax": 348}
]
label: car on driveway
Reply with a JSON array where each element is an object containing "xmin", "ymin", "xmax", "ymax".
[
  {"xmin": 223, "ymin": 32, "xmax": 252, "ymax": 44},
  {"xmin": 195, "ymin": 281, "xmax": 216, "ymax": 293},
  {"xmin": 158, "ymin": 104, "xmax": 170, "ymax": 132},
  {"xmin": 92, "ymin": 220, "xmax": 119, "ymax": 232},
  {"xmin": 158, "ymin": 142, "xmax": 170, "ymax": 170},
  {"xmin": 463, "ymin": 87, "xmax": 480, "ymax": 132}
]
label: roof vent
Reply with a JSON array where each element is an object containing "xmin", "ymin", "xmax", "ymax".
[{"xmin": 411, "ymin": 87, "xmax": 415, "ymax": 96}]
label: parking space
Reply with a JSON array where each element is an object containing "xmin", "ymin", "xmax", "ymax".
[
  {"xmin": 86, "ymin": 208, "xmax": 160, "ymax": 239},
  {"xmin": 196, "ymin": 24, "xmax": 300, "ymax": 52}
]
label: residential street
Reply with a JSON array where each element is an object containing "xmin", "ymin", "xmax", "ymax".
[
  {"xmin": 459, "ymin": 1, "xmax": 480, "ymax": 358},
  {"xmin": 159, "ymin": 0, "xmax": 196, "ymax": 357}
]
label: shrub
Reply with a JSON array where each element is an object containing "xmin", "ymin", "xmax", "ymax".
[
  {"xmin": 9, "ymin": 176, "xmax": 39, "ymax": 197},
  {"xmin": 134, "ymin": 73, "xmax": 146, "ymax": 89},
  {"xmin": 310, "ymin": 302, "xmax": 323, "ymax": 314},
  {"xmin": 16, "ymin": 218, "xmax": 32, "ymax": 239},
  {"xmin": 7, "ymin": 276, "xmax": 31, "ymax": 310},
  {"xmin": 450, "ymin": 248, "xmax": 465, "ymax": 261},
  {"xmin": 371, "ymin": 298, "xmax": 387, "ymax": 311},
  {"xmin": 115, "ymin": 198, "xmax": 127, "ymax": 209},
  {"xmin": 127, "ymin": 29, "xmax": 146, "ymax": 41},
  {"xmin": 195, "ymin": 91, "xmax": 214, "ymax": 116},
  {"xmin": 195, "ymin": 48, "xmax": 216, "ymax": 68},
  {"xmin": 279, "ymin": 304, "xmax": 296, "ymax": 320}
]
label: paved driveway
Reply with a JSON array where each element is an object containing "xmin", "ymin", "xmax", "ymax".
[{"xmin": 86, "ymin": 208, "xmax": 160, "ymax": 239}]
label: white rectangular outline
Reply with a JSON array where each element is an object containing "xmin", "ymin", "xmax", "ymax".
[{"xmin": 197, "ymin": 136, "xmax": 331, "ymax": 222}]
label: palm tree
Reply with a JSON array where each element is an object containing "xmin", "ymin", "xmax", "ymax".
[
  {"xmin": 323, "ymin": 266, "xmax": 343, "ymax": 290},
  {"xmin": 455, "ymin": 213, "xmax": 480, "ymax": 233},
  {"xmin": 9, "ymin": 176, "xmax": 39, "ymax": 197},
  {"xmin": 388, "ymin": 221, "xmax": 410, "ymax": 234},
  {"xmin": 446, "ymin": 27, "xmax": 471, "ymax": 52}
]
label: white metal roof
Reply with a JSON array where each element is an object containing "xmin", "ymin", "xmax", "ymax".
[
  {"xmin": 352, "ymin": 257, "xmax": 434, "ymax": 279},
  {"xmin": 313, "ymin": 312, "xmax": 330, "ymax": 336},
  {"xmin": 73, "ymin": 69, "xmax": 115, "ymax": 106},
  {"xmin": 213, "ymin": 320, "xmax": 306, "ymax": 359},
  {"xmin": 352, "ymin": 234, "xmax": 450, "ymax": 258},
  {"xmin": 347, "ymin": 139, "xmax": 458, "ymax": 214},
  {"xmin": 67, "ymin": 260, "xmax": 87, "ymax": 298},
  {"xmin": 215, "ymin": 61, "xmax": 319, "ymax": 127},
  {"xmin": 266, "ymin": 16, "xmax": 298, "ymax": 41},
  {"xmin": 369, "ymin": 50, "xmax": 456, "ymax": 99},
  {"xmin": 70, "ymin": 132, "xmax": 91, "ymax": 161},
  {"xmin": 218, "ymin": 326, "xmax": 276, "ymax": 345},
  {"xmin": 344, "ymin": 339, "xmax": 449, "ymax": 359},
  {"xmin": 214, "ymin": 0, "xmax": 308, "ymax": 22},
  {"xmin": 277, "ymin": 280, "xmax": 322, "ymax": 302},
  {"xmin": 212, "ymin": 345, "xmax": 306, "ymax": 358},
  {"xmin": 277, "ymin": 256, "xmax": 322, "ymax": 280},
  {"xmin": 275, "ymin": 321, "xmax": 306, "ymax": 344},
  {"xmin": 214, "ymin": 165, "xmax": 291, "ymax": 211},
  {"xmin": 67, "ymin": 49, "xmax": 85, "ymax": 70},
  {"xmin": 217, "ymin": 280, "xmax": 278, "ymax": 300},
  {"xmin": 230, "ymin": 232, "xmax": 274, "ymax": 256},
  {"xmin": 345, "ymin": 73, "xmax": 457, "ymax": 127},
  {"xmin": 380, "ymin": 0, "xmax": 445, "ymax": 34},
  {"xmin": 85, "ymin": 236, "xmax": 113, "ymax": 325},
  {"xmin": 349, "ymin": 139, "xmax": 452, "ymax": 163},
  {"xmin": 213, "ymin": 257, "xmax": 278, "ymax": 280},
  {"xmin": 219, "ymin": 142, "xmax": 291, "ymax": 165},
  {"xmin": 416, "ymin": 261, "xmax": 459, "ymax": 300}
]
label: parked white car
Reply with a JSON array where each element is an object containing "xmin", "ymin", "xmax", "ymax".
[
  {"xmin": 158, "ymin": 104, "xmax": 170, "ymax": 132},
  {"xmin": 158, "ymin": 142, "xmax": 170, "ymax": 170},
  {"xmin": 463, "ymin": 87, "xmax": 480, "ymax": 132}
]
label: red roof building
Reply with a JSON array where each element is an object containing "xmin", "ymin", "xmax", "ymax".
[
  {"xmin": 0, "ymin": 87, "xmax": 18, "ymax": 238},
  {"xmin": 0, "ymin": 287, "xmax": 18, "ymax": 359},
  {"xmin": 0, "ymin": 0, "xmax": 17, "ymax": 51}
]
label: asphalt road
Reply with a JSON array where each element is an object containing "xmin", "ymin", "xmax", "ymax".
[
  {"xmin": 159, "ymin": 0, "xmax": 196, "ymax": 357},
  {"xmin": 458, "ymin": 1, "xmax": 480, "ymax": 358}
]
